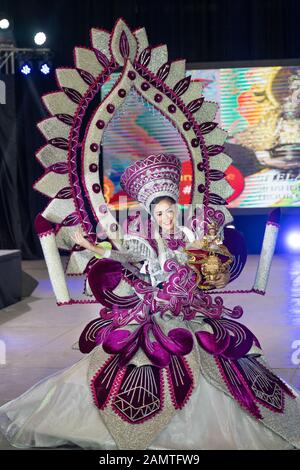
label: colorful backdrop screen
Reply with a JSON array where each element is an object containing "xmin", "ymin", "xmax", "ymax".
[{"xmin": 101, "ymin": 65, "xmax": 300, "ymax": 209}]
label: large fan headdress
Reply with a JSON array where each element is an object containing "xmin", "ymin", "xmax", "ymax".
[{"xmin": 33, "ymin": 18, "xmax": 236, "ymax": 304}]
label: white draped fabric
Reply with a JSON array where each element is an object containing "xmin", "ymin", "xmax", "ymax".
[{"xmin": 0, "ymin": 353, "xmax": 295, "ymax": 450}]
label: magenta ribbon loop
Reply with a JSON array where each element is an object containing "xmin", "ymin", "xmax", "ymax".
[
  {"xmin": 195, "ymin": 317, "xmax": 260, "ymax": 360},
  {"xmin": 101, "ymin": 317, "xmax": 194, "ymax": 368}
]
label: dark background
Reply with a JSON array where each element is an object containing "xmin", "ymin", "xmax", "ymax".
[{"xmin": 0, "ymin": 0, "xmax": 300, "ymax": 258}]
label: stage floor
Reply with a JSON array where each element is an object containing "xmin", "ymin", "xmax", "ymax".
[{"xmin": 0, "ymin": 255, "xmax": 299, "ymax": 449}]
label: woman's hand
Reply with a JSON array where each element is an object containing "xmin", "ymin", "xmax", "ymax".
[
  {"xmin": 206, "ymin": 270, "xmax": 230, "ymax": 289},
  {"xmin": 72, "ymin": 229, "xmax": 93, "ymax": 250},
  {"xmin": 72, "ymin": 229, "xmax": 107, "ymax": 257}
]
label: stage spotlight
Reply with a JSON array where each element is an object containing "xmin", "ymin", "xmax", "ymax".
[
  {"xmin": 38, "ymin": 54, "xmax": 52, "ymax": 75},
  {"xmin": 0, "ymin": 18, "xmax": 9, "ymax": 29},
  {"xmin": 20, "ymin": 62, "xmax": 32, "ymax": 75},
  {"xmin": 40, "ymin": 62, "xmax": 50, "ymax": 75},
  {"xmin": 34, "ymin": 32, "xmax": 46, "ymax": 46},
  {"xmin": 286, "ymin": 230, "xmax": 300, "ymax": 251}
]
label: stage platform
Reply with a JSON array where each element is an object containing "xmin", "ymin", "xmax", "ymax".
[
  {"xmin": 0, "ymin": 250, "xmax": 21, "ymax": 310},
  {"xmin": 0, "ymin": 255, "xmax": 299, "ymax": 449}
]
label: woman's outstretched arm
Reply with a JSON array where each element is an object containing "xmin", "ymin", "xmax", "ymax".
[{"xmin": 72, "ymin": 229, "xmax": 147, "ymax": 263}]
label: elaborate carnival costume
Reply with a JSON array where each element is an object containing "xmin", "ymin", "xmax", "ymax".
[{"xmin": 0, "ymin": 20, "xmax": 299, "ymax": 450}]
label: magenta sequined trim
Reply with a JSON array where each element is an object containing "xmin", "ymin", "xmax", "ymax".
[
  {"xmin": 38, "ymin": 229, "xmax": 54, "ymax": 238},
  {"xmin": 90, "ymin": 354, "xmax": 123, "ymax": 410},
  {"xmin": 57, "ymin": 298, "xmax": 98, "ymax": 306},
  {"xmin": 267, "ymin": 221, "xmax": 280, "ymax": 228},
  {"xmin": 208, "ymin": 288, "xmax": 265, "ymax": 295},
  {"xmin": 166, "ymin": 355, "xmax": 194, "ymax": 410},
  {"xmin": 111, "ymin": 365, "xmax": 165, "ymax": 425},
  {"xmin": 214, "ymin": 356, "xmax": 262, "ymax": 420}
]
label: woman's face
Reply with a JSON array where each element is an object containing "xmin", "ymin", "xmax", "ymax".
[{"xmin": 153, "ymin": 199, "xmax": 177, "ymax": 233}]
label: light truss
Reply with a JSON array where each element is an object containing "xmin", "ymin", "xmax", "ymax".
[{"xmin": 0, "ymin": 47, "xmax": 51, "ymax": 74}]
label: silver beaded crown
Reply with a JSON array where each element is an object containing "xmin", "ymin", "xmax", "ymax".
[{"xmin": 120, "ymin": 154, "xmax": 181, "ymax": 211}]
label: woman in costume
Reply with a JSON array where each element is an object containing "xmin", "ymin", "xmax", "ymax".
[{"xmin": 0, "ymin": 153, "xmax": 299, "ymax": 450}]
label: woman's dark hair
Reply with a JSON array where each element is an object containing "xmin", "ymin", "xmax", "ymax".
[{"xmin": 150, "ymin": 196, "xmax": 176, "ymax": 213}]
